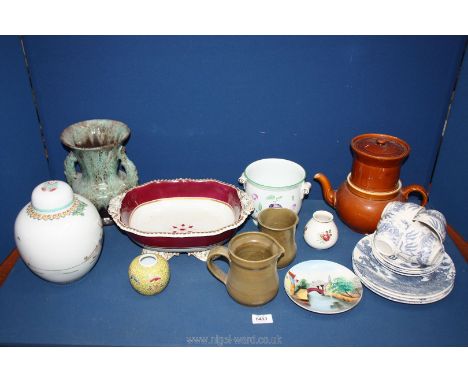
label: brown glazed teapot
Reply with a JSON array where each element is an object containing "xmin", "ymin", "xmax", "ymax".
[{"xmin": 314, "ymin": 133, "xmax": 428, "ymax": 234}]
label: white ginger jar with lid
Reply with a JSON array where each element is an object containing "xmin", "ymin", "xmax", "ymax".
[{"xmin": 14, "ymin": 180, "xmax": 103, "ymax": 283}]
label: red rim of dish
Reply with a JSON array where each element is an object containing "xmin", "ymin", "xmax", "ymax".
[{"xmin": 108, "ymin": 178, "xmax": 253, "ymax": 238}]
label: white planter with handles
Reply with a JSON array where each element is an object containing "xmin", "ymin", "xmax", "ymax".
[{"xmin": 239, "ymin": 158, "xmax": 311, "ymax": 220}]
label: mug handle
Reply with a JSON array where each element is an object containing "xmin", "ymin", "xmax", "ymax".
[
  {"xmin": 401, "ymin": 184, "xmax": 428, "ymax": 206},
  {"xmin": 207, "ymin": 246, "xmax": 230, "ymax": 284}
]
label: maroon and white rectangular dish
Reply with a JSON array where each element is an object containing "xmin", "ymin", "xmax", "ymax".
[{"xmin": 108, "ymin": 179, "xmax": 253, "ymax": 252}]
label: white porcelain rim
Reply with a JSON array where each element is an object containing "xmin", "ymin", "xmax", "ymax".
[
  {"xmin": 139, "ymin": 254, "xmax": 158, "ymax": 267},
  {"xmin": 244, "ymin": 158, "xmax": 306, "ymax": 190},
  {"xmin": 312, "ymin": 210, "xmax": 334, "ymax": 223}
]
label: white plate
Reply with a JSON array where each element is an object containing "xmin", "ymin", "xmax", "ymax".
[
  {"xmin": 129, "ymin": 197, "xmax": 236, "ymax": 234},
  {"xmin": 284, "ymin": 260, "xmax": 363, "ymax": 314},
  {"xmin": 352, "ymin": 235, "xmax": 455, "ymax": 304}
]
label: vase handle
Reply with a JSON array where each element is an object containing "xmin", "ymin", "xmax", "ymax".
[
  {"xmin": 401, "ymin": 184, "xmax": 429, "ymax": 206},
  {"xmin": 118, "ymin": 146, "xmax": 139, "ymax": 186},
  {"xmin": 64, "ymin": 151, "xmax": 80, "ymax": 184}
]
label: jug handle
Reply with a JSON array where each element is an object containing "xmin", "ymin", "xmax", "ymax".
[
  {"xmin": 64, "ymin": 151, "xmax": 80, "ymax": 183},
  {"xmin": 207, "ymin": 246, "xmax": 230, "ymax": 284},
  {"xmin": 118, "ymin": 146, "xmax": 139, "ymax": 186},
  {"xmin": 401, "ymin": 184, "xmax": 428, "ymax": 206}
]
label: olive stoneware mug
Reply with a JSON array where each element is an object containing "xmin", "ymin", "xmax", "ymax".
[
  {"xmin": 207, "ymin": 232, "xmax": 284, "ymax": 306},
  {"xmin": 257, "ymin": 208, "xmax": 298, "ymax": 269}
]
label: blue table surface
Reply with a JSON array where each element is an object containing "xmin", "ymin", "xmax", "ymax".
[{"xmin": 1, "ymin": 199, "xmax": 467, "ymax": 346}]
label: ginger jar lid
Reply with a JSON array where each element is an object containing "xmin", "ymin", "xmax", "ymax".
[
  {"xmin": 351, "ymin": 133, "xmax": 410, "ymax": 161},
  {"xmin": 31, "ymin": 180, "xmax": 74, "ymax": 213}
]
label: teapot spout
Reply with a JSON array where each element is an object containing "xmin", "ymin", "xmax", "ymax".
[{"xmin": 314, "ymin": 173, "xmax": 336, "ymax": 207}]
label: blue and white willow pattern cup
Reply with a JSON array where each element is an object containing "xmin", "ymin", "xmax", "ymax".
[
  {"xmin": 413, "ymin": 208, "xmax": 447, "ymax": 243},
  {"xmin": 374, "ymin": 202, "xmax": 424, "ymax": 258},
  {"xmin": 380, "ymin": 201, "xmax": 424, "ymax": 223},
  {"xmin": 396, "ymin": 221, "xmax": 445, "ymax": 266},
  {"xmin": 374, "ymin": 202, "xmax": 446, "ymax": 266}
]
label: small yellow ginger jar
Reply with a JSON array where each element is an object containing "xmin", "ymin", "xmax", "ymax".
[{"xmin": 128, "ymin": 253, "xmax": 170, "ymax": 295}]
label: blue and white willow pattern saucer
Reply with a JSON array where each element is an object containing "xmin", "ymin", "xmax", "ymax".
[{"xmin": 352, "ymin": 235, "xmax": 455, "ymax": 304}]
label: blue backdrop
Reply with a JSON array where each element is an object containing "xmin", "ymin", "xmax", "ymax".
[
  {"xmin": 0, "ymin": 36, "xmax": 49, "ymax": 259},
  {"xmin": 429, "ymin": 47, "xmax": 468, "ymax": 238},
  {"xmin": 22, "ymin": 36, "xmax": 465, "ymax": 194}
]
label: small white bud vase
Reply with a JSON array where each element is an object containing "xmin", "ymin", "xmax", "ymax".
[
  {"xmin": 304, "ymin": 210, "xmax": 338, "ymax": 250},
  {"xmin": 128, "ymin": 254, "xmax": 170, "ymax": 295},
  {"xmin": 14, "ymin": 180, "xmax": 103, "ymax": 283}
]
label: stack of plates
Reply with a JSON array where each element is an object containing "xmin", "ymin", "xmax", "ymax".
[{"xmin": 352, "ymin": 234, "xmax": 456, "ymax": 304}]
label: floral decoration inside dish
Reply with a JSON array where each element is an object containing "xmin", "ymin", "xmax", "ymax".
[{"xmin": 108, "ymin": 178, "xmax": 253, "ymax": 254}]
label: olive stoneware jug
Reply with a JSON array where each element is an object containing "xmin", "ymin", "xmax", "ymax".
[
  {"xmin": 207, "ymin": 232, "xmax": 284, "ymax": 306},
  {"xmin": 314, "ymin": 133, "xmax": 428, "ymax": 234},
  {"xmin": 61, "ymin": 119, "xmax": 138, "ymax": 225}
]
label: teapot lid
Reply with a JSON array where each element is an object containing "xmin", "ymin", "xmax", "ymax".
[
  {"xmin": 31, "ymin": 180, "xmax": 74, "ymax": 213},
  {"xmin": 351, "ymin": 133, "xmax": 410, "ymax": 160}
]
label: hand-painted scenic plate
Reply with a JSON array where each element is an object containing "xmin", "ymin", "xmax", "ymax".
[{"xmin": 284, "ymin": 260, "xmax": 363, "ymax": 314}]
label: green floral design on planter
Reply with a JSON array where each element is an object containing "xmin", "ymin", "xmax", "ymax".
[{"xmin": 266, "ymin": 194, "xmax": 283, "ymax": 208}]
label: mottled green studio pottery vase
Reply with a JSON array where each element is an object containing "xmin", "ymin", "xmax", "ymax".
[{"xmin": 61, "ymin": 119, "xmax": 139, "ymax": 225}]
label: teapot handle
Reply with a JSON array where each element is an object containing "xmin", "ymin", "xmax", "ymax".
[
  {"xmin": 401, "ymin": 184, "xmax": 428, "ymax": 206},
  {"xmin": 118, "ymin": 146, "xmax": 139, "ymax": 186},
  {"xmin": 207, "ymin": 246, "xmax": 230, "ymax": 285}
]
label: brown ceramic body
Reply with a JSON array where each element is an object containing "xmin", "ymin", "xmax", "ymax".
[
  {"xmin": 332, "ymin": 181, "xmax": 428, "ymax": 234},
  {"xmin": 314, "ymin": 133, "xmax": 428, "ymax": 234},
  {"xmin": 257, "ymin": 208, "xmax": 298, "ymax": 269},
  {"xmin": 350, "ymin": 133, "xmax": 410, "ymax": 192},
  {"xmin": 207, "ymin": 232, "xmax": 284, "ymax": 306}
]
